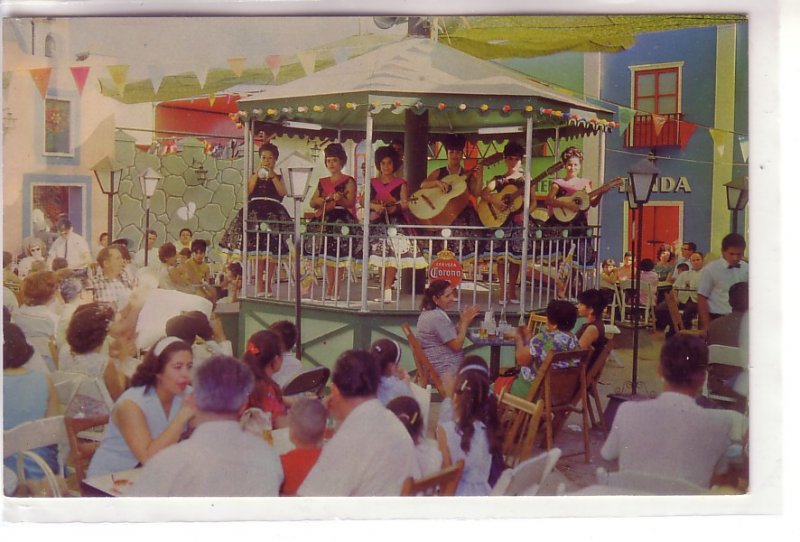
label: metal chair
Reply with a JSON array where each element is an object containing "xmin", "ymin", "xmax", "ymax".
[{"xmin": 4, "ymin": 416, "xmax": 69, "ymax": 497}]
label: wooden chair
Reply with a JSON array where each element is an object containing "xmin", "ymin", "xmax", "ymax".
[
  {"xmin": 497, "ymin": 389, "xmax": 545, "ymax": 468},
  {"xmin": 664, "ymin": 290, "xmax": 703, "ymax": 336},
  {"xmin": 282, "ymin": 366, "xmax": 330, "ymax": 397},
  {"xmin": 584, "ymin": 338, "xmax": 616, "ymax": 434},
  {"xmin": 401, "ymin": 459, "xmax": 465, "ymax": 496},
  {"xmin": 619, "ymin": 279, "xmax": 654, "ymax": 328},
  {"xmin": 64, "ymin": 414, "xmax": 110, "ymax": 492},
  {"xmin": 400, "ymin": 322, "xmax": 446, "ymax": 397},
  {"xmin": 4, "ymin": 416, "xmax": 69, "ymax": 497},
  {"xmin": 526, "ymin": 313, "xmax": 548, "ymax": 335},
  {"xmin": 524, "ymin": 348, "xmax": 594, "ymax": 462},
  {"xmin": 491, "ymin": 448, "xmax": 561, "ymax": 496}
]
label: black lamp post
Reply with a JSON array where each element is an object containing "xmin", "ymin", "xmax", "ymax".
[
  {"xmin": 91, "ymin": 157, "xmax": 123, "ymax": 241},
  {"xmin": 280, "ymin": 152, "xmax": 315, "ymax": 360},
  {"xmin": 139, "ymin": 168, "xmax": 163, "ymax": 267},
  {"xmin": 724, "ymin": 176, "xmax": 749, "ymax": 234},
  {"xmin": 626, "ymin": 153, "xmax": 659, "ymax": 396}
]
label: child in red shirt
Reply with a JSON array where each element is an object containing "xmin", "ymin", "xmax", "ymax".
[{"xmin": 280, "ymin": 398, "xmax": 327, "ymax": 496}]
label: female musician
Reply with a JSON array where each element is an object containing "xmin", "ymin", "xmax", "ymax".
[
  {"xmin": 478, "ymin": 141, "xmax": 526, "ymax": 304},
  {"xmin": 545, "ymin": 146, "xmax": 601, "ymax": 225},
  {"xmin": 220, "ymin": 142, "xmax": 291, "ymax": 296},
  {"xmin": 306, "ymin": 143, "xmax": 361, "ymax": 301},
  {"xmin": 419, "ymin": 134, "xmax": 484, "ymax": 261},
  {"xmin": 367, "ymin": 146, "xmax": 427, "ymax": 303}
]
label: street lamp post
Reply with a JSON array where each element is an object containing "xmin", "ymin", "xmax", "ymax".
[
  {"xmin": 91, "ymin": 157, "xmax": 123, "ymax": 241},
  {"xmin": 724, "ymin": 176, "xmax": 749, "ymax": 234},
  {"xmin": 139, "ymin": 168, "xmax": 163, "ymax": 267},
  {"xmin": 625, "ymin": 153, "xmax": 659, "ymax": 397},
  {"xmin": 279, "ymin": 152, "xmax": 315, "ymax": 360}
]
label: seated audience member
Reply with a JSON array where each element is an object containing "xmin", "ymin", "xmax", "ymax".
[
  {"xmin": 511, "ymin": 299, "xmax": 579, "ymax": 397},
  {"xmin": 280, "ymin": 398, "xmax": 327, "ymax": 496},
  {"xmin": 298, "ymin": 350, "xmax": 420, "ymax": 496},
  {"xmin": 62, "ymin": 302, "xmax": 126, "ymax": 400},
  {"xmin": 655, "ymin": 251, "xmax": 703, "ymax": 334},
  {"xmin": 3, "ymin": 322, "xmax": 60, "ymax": 492},
  {"xmin": 50, "ymin": 257, "xmax": 69, "ymax": 272},
  {"xmin": 269, "ymin": 320, "xmax": 303, "ymax": 388},
  {"xmin": 90, "ymin": 246, "xmax": 134, "ymax": 309},
  {"xmin": 165, "ymin": 310, "xmax": 232, "ymax": 365},
  {"xmin": 601, "ymin": 335, "xmax": 733, "ymax": 488},
  {"xmin": 47, "ymin": 218, "xmax": 92, "ymax": 270},
  {"xmin": 669, "ymin": 241, "xmax": 697, "ymax": 282},
  {"xmin": 3, "ymin": 286, "xmax": 19, "ymax": 313},
  {"xmin": 55, "ymin": 277, "xmax": 93, "ymax": 355},
  {"xmin": 133, "ymin": 229, "xmax": 162, "ymax": 273},
  {"xmin": 156, "ymin": 242, "xmax": 190, "ymax": 292},
  {"xmin": 242, "ymin": 329, "xmax": 288, "ymax": 428},
  {"xmin": 636, "ymin": 258, "xmax": 659, "ymax": 307},
  {"xmin": 370, "ymin": 338, "xmax": 412, "ymax": 405},
  {"xmin": 575, "ymin": 288, "xmax": 608, "ymax": 365},
  {"xmin": 436, "ymin": 362, "xmax": 501, "ymax": 496},
  {"xmin": 653, "ymin": 248, "xmax": 675, "ymax": 282},
  {"xmin": 707, "ymin": 282, "xmax": 748, "ymax": 347},
  {"xmin": 94, "ymin": 232, "xmax": 109, "ymax": 258},
  {"xmin": 617, "ymin": 252, "xmax": 634, "ymax": 281},
  {"xmin": 87, "ymin": 337, "xmax": 196, "ymax": 477},
  {"xmin": 3, "ymin": 250, "xmax": 22, "ymax": 296},
  {"xmin": 178, "ymin": 247, "xmax": 192, "ymax": 266},
  {"xmin": 387, "ymin": 395, "xmax": 443, "ymax": 477},
  {"xmin": 216, "ymin": 261, "xmax": 243, "ymax": 303},
  {"xmin": 12, "ymin": 270, "xmax": 61, "ymax": 370},
  {"xmin": 599, "ymin": 258, "xmax": 619, "ymax": 290},
  {"xmin": 177, "ymin": 228, "xmax": 193, "ymax": 253},
  {"xmin": 181, "ymin": 239, "xmax": 215, "ymax": 301},
  {"xmin": 129, "ymin": 355, "xmax": 283, "ymax": 497},
  {"xmin": 17, "ymin": 237, "xmax": 47, "ymax": 280}
]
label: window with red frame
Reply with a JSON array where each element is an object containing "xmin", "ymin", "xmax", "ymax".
[{"xmin": 626, "ymin": 66, "xmax": 682, "ymax": 147}]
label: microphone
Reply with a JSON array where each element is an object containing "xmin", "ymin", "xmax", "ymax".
[{"xmin": 257, "ymin": 167, "xmax": 270, "ymax": 179}]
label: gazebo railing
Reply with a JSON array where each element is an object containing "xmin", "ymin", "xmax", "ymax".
[{"xmin": 242, "ymin": 219, "xmax": 600, "ymax": 317}]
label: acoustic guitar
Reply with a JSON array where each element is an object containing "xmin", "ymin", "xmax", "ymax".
[
  {"xmin": 476, "ymin": 161, "xmax": 564, "ymax": 228},
  {"xmin": 408, "ymin": 153, "xmax": 503, "ymax": 226},
  {"xmin": 312, "ymin": 178, "xmax": 351, "ymax": 220},
  {"xmin": 551, "ymin": 177, "xmax": 624, "ymax": 223}
]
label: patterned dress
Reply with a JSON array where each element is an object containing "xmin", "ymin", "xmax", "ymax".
[
  {"xmin": 220, "ymin": 176, "xmax": 291, "ymax": 260},
  {"xmin": 367, "ymin": 177, "xmax": 428, "ymax": 272},
  {"xmin": 423, "ymin": 166, "xmax": 481, "ymax": 263},
  {"xmin": 479, "ymin": 174, "xmax": 532, "ymax": 265},
  {"xmin": 303, "ymin": 176, "xmax": 363, "ymax": 268}
]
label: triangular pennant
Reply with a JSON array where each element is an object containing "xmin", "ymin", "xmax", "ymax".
[
  {"xmin": 147, "ymin": 64, "xmax": 166, "ymax": 94},
  {"xmin": 208, "ymin": 92, "xmax": 216, "ymax": 107},
  {"xmin": 296, "ymin": 50, "xmax": 317, "ymax": 76},
  {"xmin": 69, "ymin": 66, "xmax": 90, "ymax": 95},
  {"xmin": 265, "ymin": 55, "xmax": 281, "ymax": 80},
  {"xmin": 228, "ymin": 57, "xmax": 247, "ymax": 77},
  {"xmin": 617, "ymin": 106, "xmax": 635, "ymax": 133},
  {"xmin": 29, "ymin": 67, "xmax": 52, "ymax": 99},
  {"xmin": 195, "ymin": 65, "xmax": 210, "ymax": 89},
  {"xmin": 709, "ymin": 128, "xmax": 727, "ymax": 156},
  {"xmin": 333, "ymin": 47, "xmax": 349, "ymax": 65},
  {"xmin": 651, "ymin": 113, "xmax": 668, "ymax": 136},
  {"xmin": 677, "ymin": 120, "xmax": 698, "ymax": 150},
  {"xmin": 107, "ymin": 64, "xmax": 129, "ymax": 93},
  {"xmin": 738, "ymin": 136, "xmax": 749, "ymax": 162}
]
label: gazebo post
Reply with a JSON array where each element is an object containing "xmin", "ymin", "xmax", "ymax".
[
  {"xmin": 519, "ymin": 114, "xmax": 534, "ymax": 322},
  {"xmin": 360, "ymin": 111, "xmax": 375, "ymax": 312}
]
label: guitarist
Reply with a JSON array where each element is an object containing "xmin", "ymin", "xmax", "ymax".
[
  {"xmin": 418, "ymin": 134, "xmax": 484, "ymax": 261},
  {"xmin": 478, "ymin": 141, "xmax": 526, "ymax": 304},
  {"xmin": 307, "ymin": 143, "xmax": 362, "ymax": 301}
]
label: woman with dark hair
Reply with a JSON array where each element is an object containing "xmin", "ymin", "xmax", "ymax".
[
  {"xmin": 367, "ymin": 146, "xmax": 427, "ymax": 303},
  {"xmin": 601, "ymin": 335, "xmax": 735, "ymax": 488},
  {"xmin": 576, "ymin": 288, "xmax": 608, "ymax": 365},
  {"xmin": 220, "ymin": 142, "xmax": 291, "ymax": 296},
  {"xmin": 416, "ymin": 279, "xmax": 480, "ymax": 379},
  {"xmin": 654, "ymin": 247, "xmax": 675, "ymax": 282},
  {"xmin": 4, "ymin": 322, "xmax": 60, "ymax": 487},
  {"xmin": 435, "ymin": 361, "xmax": 501, "ymax": 495},
  {"xmin": 242, "ymin": 329, "xmax": 288, "ymax": 428},
  {"xmin": 12, "ymin": 270, "xmax": 61, "ymax": 370},
  {"xmin": 87, "ymin": 337, "xmax": 195, "ymax": 477},
  {"xmin": 305, "ymin": 142, "xmax": 362, "ymax": 301},
  {"xmin": 62, "ymin": 302, "xmax": 126, "ymax": 400}
]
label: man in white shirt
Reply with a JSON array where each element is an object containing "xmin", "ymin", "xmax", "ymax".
[
  {"xmin": 298, "ymin": 350, "xmax": 420, "ymax": 496},
  {"xmin": 133, "ymin": 229, "xmax": 162, "ymax": 273},
  {"xmin": 46, "ymin": 219, "xmax": 91, "ymax": 270},
  {"xmin": 128, "ymin": 355, "xmax": 283, "ymax": 497},
  {"xmin": 655, "ymin": 251, "xmax": 704, "ymax": 332},
  {"xmin": 668, "ymin": 241, "xmax": 696, "ymax": 283},
  {"xmin": 697, "ymin": 233, "xmax": 748, "ymax": 332}
]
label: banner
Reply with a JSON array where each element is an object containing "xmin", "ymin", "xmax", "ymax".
[
  {"xmin": 651, "ymin": 113, "xmax": 667, "ymax": 136},
  {"xmin": 228, "ymin": 57, "xmax": 247, "ymax": 77},
  {"xmin": 296, "ymin": 50, "xmax": 317, "ymax": 76},
  {"xmin": 677, "ymin": 120, "xmax": 697, "ymax": 150},
  {"xmin": 617, "ymin": 106, "xmax": 635, "ymax": 133},
  {"xmin": 70, "ymin": 66, "xmax": 90, "ymax": 95},
  {"xmin": 29, "ymin": 67, "xmax": 52, "ymax": 99},
  {"xmin": 147, "ymin": 64, "xmax": 166, "ymax": 95},
  {"xmin": 107, "ymin": 64, "xmax": 129, "ymax": 93},
  {"xmin": 738, "ymin": 135, "xmax": 749, "ymax": 162},
  {"xmin": 265, "ymin": 55, "xmax": 281, "ymax": 80},
  {"xmin": 708, "ymin": 127, "xmax": 727, "ymax": 157}
]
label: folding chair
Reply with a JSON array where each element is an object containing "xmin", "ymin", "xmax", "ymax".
[
  {"xmin": 401, "ymin": 459, "xmax": 464, "ymax": 496},
  {"xmin": 619, "ymin": 279, "xmax": 654, "ymax": 328},
  {"xmin": 64, "ymin": 414, "xmax": 110, "ymax": 494},
  {"xmin": 664, "ymin": 290, "xmax": 703, "ymax": 336},
  {"xmin": 282, "ymin": 366, "xmax": 331, "ymax": 397},
  {"xmin": 703, "ymin": 345, "xmax": 748, "ymax": 413},
  {"xmin": 584, "ymin": 338, "xmax": 616, "ymax": 434},
  {"xmin": 400, "ymin": 322, "xmax": 446, "ymax": 397},
  {"xmin": 491, "ymin": 448, "xmax": 561, "ymax": 496},
  {"xmin": 496, "ymin": 389, "xmax": 545, "ymax": 468},
  {"xmin": 4, "ymin": 416, "xmax": 69, "ymax": 497},
  {"xmin": 526, "ymin": 313, "xmax": 548, "ymax": 335}
]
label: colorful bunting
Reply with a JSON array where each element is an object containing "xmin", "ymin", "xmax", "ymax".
[
  {"xmin": 296, "ymin": 50, "xmax": 317, "ymax": 77},
  {"xmin": 265, "ymin": 55, "xmax": 281, "ymax": 80},
  {"xmin": 708, "ymin": 127, "xmax": 727, "ymax": 156},
  {"xmin": 69, "ymin": 66, "xmax": 90, "ymax": 96},
  {"xmin": 29, "ymin": 67, "xmax": 52, "ymax": 99},
  {"xmin": 738, "ymin": 136, "xmax": 749, "ymax": 162},
  {"xmin": 617, "ymin": 106, "xmax": 635, "ymax": 133},
  {"xmin": 208, "ymin": 92, "xmax": 217, "ymax": 107},
  {"xmin": 227, "ymin": 57, "xmax": 247, "ymax": 77},
  {"xmin": 147, "ymin": 64, "xmax": 166, "ymax": 95},
  {"xmin": 107, "ymin": 64, "xmax": 129, "ymax": 93},
  {"xmin": 651, "ymin": 113, "xmax": 667, "ymax": 136},
  {"xmin": 677, "ymin": 120, "xmax": 698, "ymax": 150}
]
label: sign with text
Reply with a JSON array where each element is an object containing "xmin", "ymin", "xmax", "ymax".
[{"xmin": 428, "ymin": 249, "xmax": 463, "ymax": 288}]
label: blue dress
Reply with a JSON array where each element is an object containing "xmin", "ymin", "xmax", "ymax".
[
  {"xmin": 438, "ymin": 420, "xmax": 491, "ymax": 496},
  {"xmin": 377, "ymin": 375, "xmax": 412, "ymax": 406},
  {"xmin": 3, "ymin": 371, "xmax": 59, "ymax": 479},
  {"xmin": 87, "ymin": 385, "xmax": 187, "ymax": 477}
]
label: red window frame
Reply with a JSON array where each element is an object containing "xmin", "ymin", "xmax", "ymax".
[{"xmin": 633, "ymin": 66, "xmax": 680, "ymax": 115}]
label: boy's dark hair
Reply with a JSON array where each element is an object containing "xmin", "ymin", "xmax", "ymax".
[
  {"xmin": 546, "ymin": 299, "xmax": 578, "ymax": 332},
  {"xmin": 51, "ymin": 257, "xmax": 69, "ymax": 271},
  {"xmin": 190, "ymin": 239, "xmax": 207, "ymax": 253},
  {"xmin": 158, "ymin": 242, "xmax": 177, "ymax": 263},
  {"xmin": 676, "ymin": 262, "xmax": 690, "ymax": 271},
  {"xmin": 639, "ymin": 258, "xmax": 655, "ymax": 272},
  {"xmin": 331, "ymin": 349, "xmax": 380, "ymax": 398},
  {"xmin": 443, "ymin": 134, "xmax": 466, "ymax": 152},
  {"xmin": 659, "ymin": 335, "xmax": 708, "ymax": 388},
  {"xmin": 269, "ymin": 320, "xmax": 298, "ymax": 352},
  {"xmin": 721, "ymin": 233, "xmax": 746, "ymax": 251},
  {"xmin": 729, "ymin": 282, "xmax": 748, "ymax": 312}
]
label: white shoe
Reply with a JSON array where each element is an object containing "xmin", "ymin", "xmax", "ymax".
[{"xmin": 384, "ymin": 289, "xmax": 393, "ymax": 302}]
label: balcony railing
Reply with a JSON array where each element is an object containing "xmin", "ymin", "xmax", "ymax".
[
  {"xmin": 624, "ymin": 112, "xmax": 684, "ymax": 148},
  {"xmin": 240, "ymin": 218, "xmax": 601, "ymax": 318}
]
